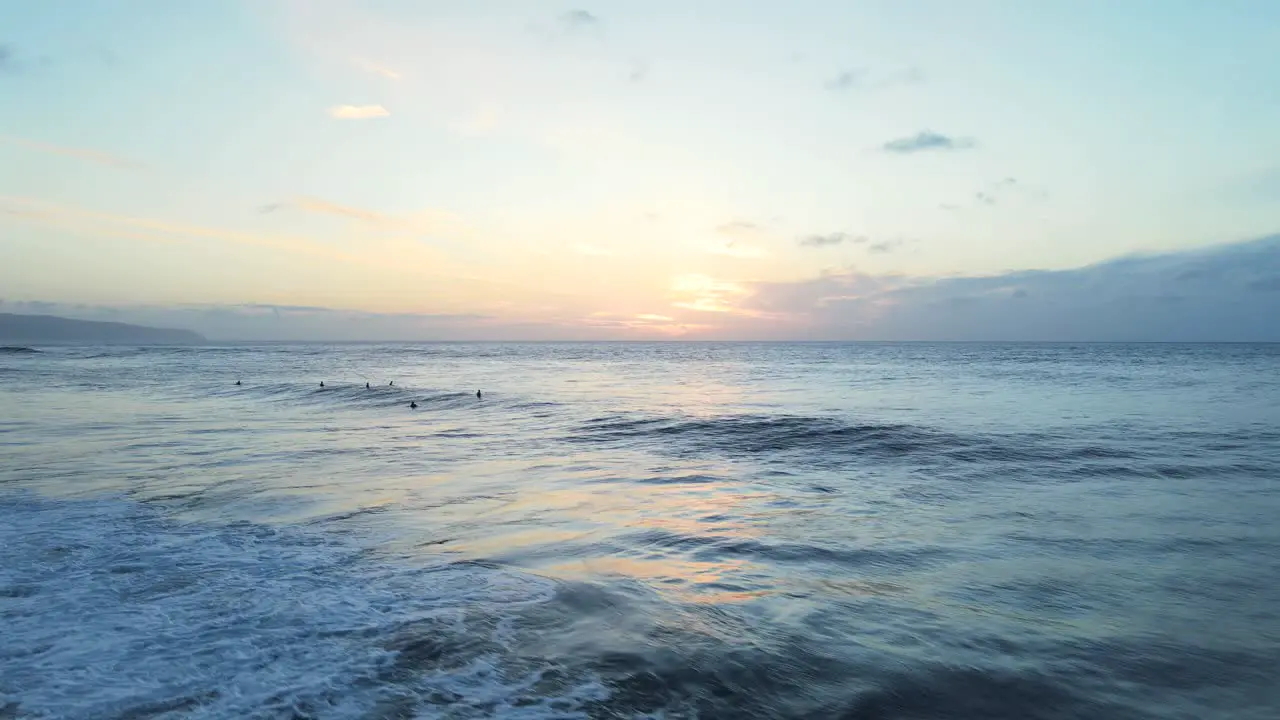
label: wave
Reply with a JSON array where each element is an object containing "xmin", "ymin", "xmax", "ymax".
[
  {"xmin": 10, "ymin": 490, "xmax": 1260, "ymax": 719},
  {"xmin": 0, "ymin": 346, "xmax": 39, "ymax": 354},
  {"xmin": 191, "ymin": 376, "xmax": 1280, "ymax": 484},
  {"xmin": 204, "ymin": 380, "xmax": 487, "ymax": 413},
  {"xmin": 567, "ymin": 410, "xmax": 1280, "ymax": 484},
  {"xmin": 572, "ymin": 412, "xmax": 1002, "ymax": 465},
  {"xmin": 0, "ymin": 491, "xmax": 604, "ymax": 719}
]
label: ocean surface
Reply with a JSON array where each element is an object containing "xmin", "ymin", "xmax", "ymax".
[{"xmin": 1, "ymin": 342, "xmax": 1278, "ymax": 719}]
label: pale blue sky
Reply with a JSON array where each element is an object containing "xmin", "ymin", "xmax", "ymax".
[{"xmin": 2, "ymin": 0, "xmax": 1278, "ymax": 339}]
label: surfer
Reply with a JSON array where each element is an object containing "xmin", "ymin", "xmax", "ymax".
[
  {"xmin": 389, "ymin": 381, "xmax": 394, "ymax": 387},
  {"xmin": 235, "ymin": 380, "xmax": 241, "ymax": 386},
  {"xmin": 410, "ymin": 401, "xmax": 418, "ymax": 409},
  {"xmin": 476, "ymin": 389, "xmax": 482, "ymax": 399},
  {"xmin": 320, "ymin": 381, "xmax": 325, "ymax": 388},
  {"xmin": 366, "ymin": 382, "xmax": 370, "ymax": 389}
]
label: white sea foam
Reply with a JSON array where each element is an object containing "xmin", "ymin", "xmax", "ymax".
[{"xmin": 0, "ymin": 493, "xmax": 602, "ymax": 719}]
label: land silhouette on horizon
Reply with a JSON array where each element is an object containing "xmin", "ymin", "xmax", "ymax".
[{"xmin": 0, "ymin": 313, "xmax": 205, "ymax": 345}]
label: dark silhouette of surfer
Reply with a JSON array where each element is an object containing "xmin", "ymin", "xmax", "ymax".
[
  {"xmin": 320, "ymin": 381, "xmax": 325, "ymax": 388},
  {"xmin": 389, "ymin": 381, "xmax": 394, "ymax": 387},
  {"xmin": 366, "ymin": 382, "xmax": 370, "ymax": 389},
  {"xmin": 476, "ymin": 389, "xmax": 482, "ymax": 399},
  {"xmin": 235, "ymin": 380, "xmax": 241, "ymax": 386},
  {"xmin": 409, "ymin": 401, "xmax": 418, "ymax": 409}
]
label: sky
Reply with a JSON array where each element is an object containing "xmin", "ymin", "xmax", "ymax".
[{"xmin": 1, "ymin": 0, "xmax": 1278, "ymax": 341}]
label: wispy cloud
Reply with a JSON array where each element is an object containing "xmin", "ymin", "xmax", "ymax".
[
  {"xmin": 716, "ymin": 220, "xmax": 761, "ymax": 236},
  {"xmin": 707, "ymin": 240, "xmax": 767, "ymax": 259},
  {"xmin": 0, "ymin": 42, "xmax": 112, "ymax": 75},
  {"xmin": 328, "ymin": 104, "xmax": 390, "ymax": 119},
  {"xmin": 257, "ymin": 196, "xmax": 469, "ymax": 240},
  {"xmin": 0, "ymin": 42, "xmax": 51, "ymax": 74},
  {"xmin": 879, "ymin": 66, "xmax": 926, "ymax": 87},
  {"xmin": 1, "ymin": 195, "xmax": 363, "ymax": 263},
  {"xmin": 670, "ymin": 273, "xmax": 754, "ymax": 314},
  {"xmin": 825, "ymin": 66, "xmax": 924, "ymax": 92},
  {"xmin": 824, "ymin": 69, "xmax": 866, "ymax": 91},
  {"xmin": 561, "ymin": 9, "xmax": 601, "ymax": 29},
  {"xmin": 799, "ymin": 232, "xmax": 866, "ymax": 248},
  {"xmin": 709, "ymin": 221, "xmax": 768, "ymax": 258},
  {"xmin": 881, "ymin": 130, "xmax": 975, "ymax": 154},
  {"xmin": 350, "ymin": 56, "xmax": 400, "ymax": 80},
  {"xmin": 0, "ymin": 43, "xmax": 16, "ymax": 73},
  {"xmin": 582, "ymin": 311, "xmax": 697, "ymax": 336},
  {"xmin": 868, "ymin": 238, "xmax": 908, "ymax": 254},
  {"xmin": 266, "ymin": 196, "xmax": 386, "ymax": 221},
  {"xmin": 977, "ymin": 176, "xmax": 1018, "ymax": 206},
  {"xmin": 947, "ymin": 177, "xmax": 1048, "ymax": 210},
  {"xmin": 1, "ymin": 135, "xmax": 143, "ymax": 170}
]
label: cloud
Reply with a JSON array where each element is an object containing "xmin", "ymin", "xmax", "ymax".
[
  {"xmin": 328, "ymin": 104, "xmax": 390, "ymax": 119},
  {"xmin": 0, "ymin": 43, "xmax": 50, "ymax": 74},
  {"xmin": 708, "ymin": 222, "xmax": 768, "ymax": 258},
  {"xmin": 716, "ymin": 221, "xmax": 760, "ymax": 236},
  {"xmin": 867, "ymin": 238, "xmax": 907, "ymax": 254},
  {"xmin": 561, "ymin": 9, "xmax": 601, "ymax": 29},
  {"xmin": 582, "ymin": 311, "xmax": 699, "ymax": 336},
  {"xmin": 1, "ymin": 135, "xmax": 143, "ymax": 170},
  {"xmin": 978, "ymin": 177, "xmax": 1019, "ymax": 205},
  {"xmin": 953, "ymin": 177, "xmax": 1048, "ymax": 210},
  {"xmin": 257, "ymin": 197, "xmax": 468, "ymax": 239},
  {"xmin": 881, "ymin": 130, "xmax": 975, "ymax": 154},
  {"xmin": 670, "ymin": 273, "xmax": 752, "ymax": 314},
  {"xmin": 707, "ymin": 240, "xmax": 767, "ymax": 260},
  {"xmin": 799, "ymin": 232, "xmax": 867, "ymax": 248},
  {"xmin": 881, "ymin": 66, "xmax": 926, "ymax": 86},
  {"xmin": 825, "ymin": 67, "xmax": 924, "ymax": 92},
  {"xmin": 824, "ymin": 69, "xmax": 866, "ymax": 91},
  {"xmin": 9, "ymin": 236, "xmax": 1277, "ymax": 341},
  {"xmin": 258, "ymin": 198, "xmax": 385, "ymax": 223},
  {"xmin": 2, "ymin": 195, "xmax": 366, "ymax": 263},
  {"xmin": 350, "ymin": 56, "xmax": 400, "ymax": 80},
  {"xmin": 797, "ymin": 232, "xmax": 910, "ymax": 253},
  {"xmin": 291, "ymin": 197, "xmax": 386, "ymax": 223},
  {"xmin": 0, "ymin": 42, "xmax": 110, "ymax": 75},
  {"xmin": 727, "ymin": 234, "xmax": 1280, "ymax": 340},
  {"xmin": 0, "ymin": 300, "xmax": 723, "ymax": 341}
]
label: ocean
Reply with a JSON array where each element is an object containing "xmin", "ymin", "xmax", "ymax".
[{"xmin": 1, "ymin": 342, "xmax": 1278, "ymax": 719}]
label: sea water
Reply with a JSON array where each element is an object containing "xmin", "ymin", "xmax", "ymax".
[{"xmin": 1, "ymin": 343, "xmax": 1278, "ymax": 718}]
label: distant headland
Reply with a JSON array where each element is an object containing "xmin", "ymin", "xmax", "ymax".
[{"xmin": 0, "ymin": 313, "xmax": 205, "ymax": 345}]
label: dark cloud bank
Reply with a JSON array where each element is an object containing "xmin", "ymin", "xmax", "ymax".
[
  {"xmin": 731, "ymin": 234, "xmax": 1280, "ymax": 341},
  {"xmin": 6, "ymin": 235, "xmax": 1279, "ymax": 342}
]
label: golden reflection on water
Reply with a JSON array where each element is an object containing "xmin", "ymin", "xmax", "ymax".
[
  {"xmin": 540, "ymin": 554, "xmax": 770, "ymax": 605},
  {"xmin": 429, "ymin": 456, "xmax": 784, "ymax": 604}
]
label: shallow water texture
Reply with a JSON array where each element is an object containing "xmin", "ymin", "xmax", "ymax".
[{"xmin": 2, "ymin": 343, "xmax": 1279, "ymax": 719}]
